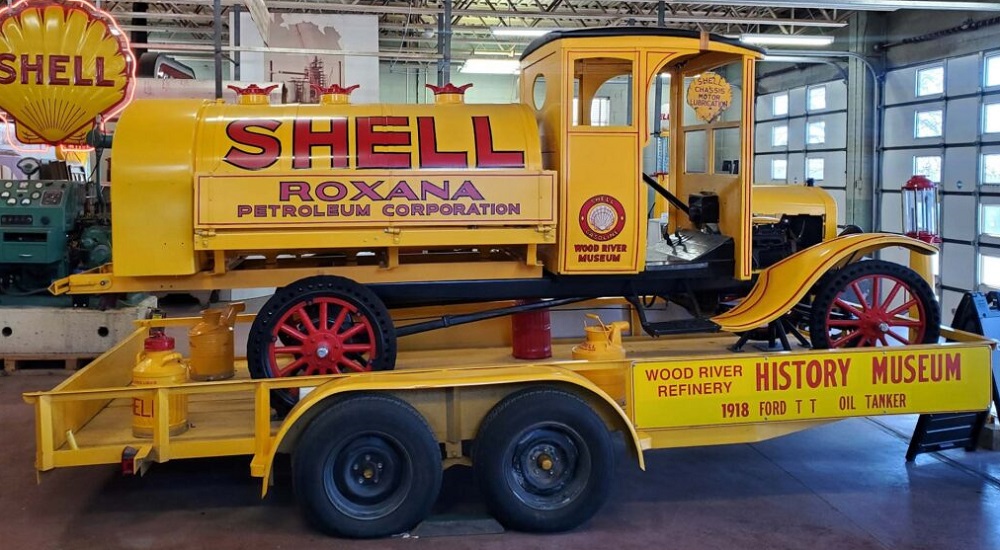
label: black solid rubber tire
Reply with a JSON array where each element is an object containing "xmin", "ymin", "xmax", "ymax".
[
  {"xmin": 292, "ymin": 393, "xmax": 442, "ymax": 538},
  {"xmin": 247, "ymin": 276, "xmax": 396, "ymax": 416},
  {"xmin": 473, "ymin": 387, "xmax": 614, "ymax": 533},
  {"xmin": 809, "ymin": 259, "xmax": 940, "ymax": 349}
]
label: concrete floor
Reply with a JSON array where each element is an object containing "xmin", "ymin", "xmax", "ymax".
[{"xmin": 4, "ymin": 370, "xmax": 1000, "ymax": 549}]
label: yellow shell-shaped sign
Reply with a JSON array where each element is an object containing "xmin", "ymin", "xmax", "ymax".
[
  {"xmin": 0, "ymin": 1, "xmax": 134, "ymax": 146},
  {"xmin": 686, "ymin": 72, "xmax": 733, "ymax": 123}
]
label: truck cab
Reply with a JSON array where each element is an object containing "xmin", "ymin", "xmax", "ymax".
[{"xmin": 520, "ymin": 28, "xmax": 835, "ymax": 279}]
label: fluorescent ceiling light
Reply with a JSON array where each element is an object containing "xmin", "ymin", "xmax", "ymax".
[
  {"xmin": 491, "ymin": 27, "xmax": 556, "ymax": 38},
  {"xmin": 459, "ymin": 58, "xmax": 520, "ymax": 75},
  {"xmin": 473, "ymin": 49, "xmax": 517, "ymax": 57},
  {"xmin": 740, "ymin": 34, "xmax": 834, "ymax": 47}
]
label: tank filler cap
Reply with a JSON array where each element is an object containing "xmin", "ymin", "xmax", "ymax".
[
  {"xmin": 227, "ymin": 84, "xmax": 279, "ymax": 105},
  {"xmin": 313, "ymin": 84, "xmax": 360, "ymax": 105},
  {"xmin": 144, "ymin": 331, "xmax": 176, "ymax": 351},
  {"xmin": 426, "ymin": 83, "xmax": 473, "ymax": 104}
]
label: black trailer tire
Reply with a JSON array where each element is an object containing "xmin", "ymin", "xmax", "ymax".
[
  {"xmin": 247, "ymin": 276, "xmax": 396, "ymax": 416},
  {"xmin": 473, "ymin": 387, "xmax": 614, "ymax": 533},
  {"xmin": 809, "ymin": 260, "xmax": 940, "ymax": 349},
  {"xmin": 292, "ymin": 393, "xmax": 442, "ymax": 539}
]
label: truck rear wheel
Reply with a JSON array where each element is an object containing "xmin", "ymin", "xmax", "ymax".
[
  {"xmin": 473, "ymin": 387, "xmax": 614, "ymax": 533},
  {"xmin": 293, "ymin": 393, "xmax": 442, "ymax": 538},
  {"xmin": 809, "ymin": 260, "xmax": 940, "ymax": 349},
  {"xmin": 247, "ymin": 276, "xmax": 396, "ymax": 415}
]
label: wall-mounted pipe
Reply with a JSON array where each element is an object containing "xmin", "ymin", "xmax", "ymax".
[{"xmin": 877, "ymin": 15, "xmax": 1000, "ymax": 51}]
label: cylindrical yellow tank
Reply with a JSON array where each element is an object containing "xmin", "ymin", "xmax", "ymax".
[
  {"xmin": 132, "ymin": 331, "xmax": 189, "ymax": 438},
  {"xmin": 111, "ymin": 92, "xmax": 549, "ymax": 277},
  {"xmin": 188, "ymin": 302, "xmax": 246, "ymax": 381}
]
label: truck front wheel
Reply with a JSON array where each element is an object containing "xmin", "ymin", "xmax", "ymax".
[
  {"xmin": 809, "ymin": 260, "xmax": 940, "ymax": 349},
  {"xmin": 248, "ymin": 276, "xmax": 397, "ymax": 415},
  {"xmin": 293, "ymin": 394, "xmax": 442, "ymax": 538},
  {"xmin": 473, "ymin": 387, "xmax": 614, "ymax": 533}
]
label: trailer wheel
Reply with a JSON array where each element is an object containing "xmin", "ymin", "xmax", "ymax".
[
  {"xmin": 473, "ymin": 387, "xmax": 614, "ymax": 533},
  {"xmin": 247, "ymin": 276, "xmax": 396, "ymax": 415},
  {"xmin": 293, "ymin": 393, "xmax": 442, "ymax": 538},
  {"xmin": 810, "ymin": 260, "xmax": 940, "ymax": 349}
]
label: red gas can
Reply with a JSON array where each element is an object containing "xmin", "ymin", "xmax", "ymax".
[{"xmin": 511, "ymin": 301, "xmax": 552, "ymax": 359}]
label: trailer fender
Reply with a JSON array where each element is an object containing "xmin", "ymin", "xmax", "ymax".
[
  {"xmin": 712, "ymin": 233, "xmax": 938, "ymax": 333},
  {"xmin": 254, "ymin": 364, "xmax": 646, "ymax": 496}
]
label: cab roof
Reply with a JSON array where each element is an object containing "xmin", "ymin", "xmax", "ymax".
[{"xmin": 520, "ymin": 27, "xmax": 764, "ymax": 60}]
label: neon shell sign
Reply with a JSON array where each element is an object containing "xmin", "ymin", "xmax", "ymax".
[{"xmin": 0, "ymin": 0, "xmax": 135, "ymax": 147}]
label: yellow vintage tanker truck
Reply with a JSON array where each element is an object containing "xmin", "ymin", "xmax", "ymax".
[
  {"xmin": 31, "ymin": 28, "xmax": 991, "ymax": 539},
  {"xmin": 55, "ymin": 28, "xmax": 938, "ymax": 405}
]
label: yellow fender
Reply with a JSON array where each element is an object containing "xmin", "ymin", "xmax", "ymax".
[
  {"xmin": 254, "ymin": 364, "xmax": 646, "ymax": 495},
  {"xmin": 712, "ymin": 233, "xmax": 938, "ymax": 333}
]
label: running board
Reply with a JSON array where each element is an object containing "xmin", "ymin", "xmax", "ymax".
[{"xmin": 625, "ymin": 296, "xmax": 720, "ymax": 337}]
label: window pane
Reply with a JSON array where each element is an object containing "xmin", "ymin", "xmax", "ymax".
[
  {"xmin": 915, "ymin": 110, "xmax": 943, "ymax": 138},
  {"xmin": 771, "ymin": 159, "xmax": 787, "ymax": 180},
  {"xmin": 773, "ymin": 93, "xmax": 788, "ymax": 116},
  {"xmin": 572, "ymin": 57, "xmax": 633, "ymax": 127},
  {"xmin": 983, "ymin": 154, "xmax": 1000, "ymax": 185},
  {"xmin": 913, "ymin": 155, "xmax": 942, "ymax": 183},
  {"xmin": 807, "ymin": 121, "xmax": 826, "ymax": 145},
  {"xmin": 985, "ymin": 103, "xmax": 1000, "ymax": 134},
  {"xmin": 982, "ymin": 255, "xmax": 1000, "ymax": 288},
  {"xmin": 987, "ymin": 54, "xmax": 1000, "ymax": 88},
  {"xmin": 916, "ymin": 66, "xmax": 945, "ymax": 97},
  {"xmin": 806, "ymin": 158, "xmax": 825, "ymax": 181},
  {"xmin": 808, "ymin": 86, "xmax": 827, "ymax": 111},
  {"xmin": 714, "ymin": 128, "xmax": 741, "ymax": 174},
  {"xmin": 685, "ymin": 130, "xmax": 707, "ymax": 174},
  {"xmin": 982, "ymin": 204, "xmax": 1000, "ymax": 236},
  {"xmin": 772, "ymin": 125, "xmax": 788, "ymax": 147}
]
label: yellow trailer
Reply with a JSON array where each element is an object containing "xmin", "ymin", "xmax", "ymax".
[{"xmin": 23, "ymin": 309, "xmax": 993, "ymax": 539}]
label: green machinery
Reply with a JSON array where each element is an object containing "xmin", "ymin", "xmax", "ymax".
[{"xmin": 0, "ymin": 179, "xmax": 110, "ymax": 306}]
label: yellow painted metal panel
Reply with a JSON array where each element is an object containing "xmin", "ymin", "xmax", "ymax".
[
  {"xmin": 561, "ymin": 132, "xmax": 641, "ymax": 273},
  {"xmin": 712, "ymin": 233, "xmax": 939, "ymax": 332},
  {"xmin": 53, "ymin": 260, "xmax": 543, "ymax": 295},
  {"xmin": 753, "ymin": 185, "xmax": 839, "ymax": 242},
  {"xmin": 631, "ymin": 344, "xmax": 992, "ymax": 429},
  {"xmin": 112, "ymin": 99, "xmax": 204, "ymax": 276},
  {"xmin": 195, "ymin": 171, "xmax": 556, "ymax": 229}
]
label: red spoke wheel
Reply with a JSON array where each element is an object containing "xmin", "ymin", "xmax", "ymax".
[
  {"xmin": 809, "ymin": 260, "xmax": 940, "ymax": 349},
  {"xmin": 248, "ymin": 276, "xmax": 396, "ymax": 416}
]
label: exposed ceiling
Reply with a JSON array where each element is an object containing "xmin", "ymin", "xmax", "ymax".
[{"xmin": 101, "ymin": 1, "xmax": 1000, "ymax": 65}]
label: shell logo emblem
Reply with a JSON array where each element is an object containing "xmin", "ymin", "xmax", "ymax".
[
  {"xmin": 686, "ymin": 72, "xmax": 733, "ymax": 123},
  {"xmin": 579, "ymin": 194, "xmax": 626, "ymax": 242},
  {"xmin": 0, "ymin": 0, "xmax": 135, "ymax": 146}
]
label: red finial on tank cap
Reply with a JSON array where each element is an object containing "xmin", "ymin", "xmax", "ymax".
[
  {"xmin": 425, "ymin": 83, "xmax": 474, "ymax": 95},
  {"xmin": 227, "ymin": 84, "xmax": 279, "ymax": 105},
  {"xmin": 227, "ymin": 84, "xmax": 279, "ymax": 96},
  {"xmin": 312, "ymin": 84, "xmax": 360, "ymax": 95}
]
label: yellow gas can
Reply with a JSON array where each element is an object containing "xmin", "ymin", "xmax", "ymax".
[
  {"xmin": 132, "ymin": 330, "xmax": 189, "ymax": 438},
  {"xmin": 572, "ymin": 314, "xmax": 629, "ymax": 361},
  {"xmin": 188, "ymin": 302, "xmax": 246, "ymax": 381}
]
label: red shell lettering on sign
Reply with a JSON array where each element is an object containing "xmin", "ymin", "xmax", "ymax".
[{"xmin": 0, "ymin": 0, "xmax": 136, "ymax": 146}]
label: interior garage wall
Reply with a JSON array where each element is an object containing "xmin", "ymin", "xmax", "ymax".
[
  {"xmin": 875, "ymin": 10, "xmax": 1000, "ymax": 319},
  {"xmin": 379, "ymin": 64, "xmax": 519, "ymax": 104},
  {"xmin": 755, "ymin": 80, "xmax": 850, "ymax": 227}
]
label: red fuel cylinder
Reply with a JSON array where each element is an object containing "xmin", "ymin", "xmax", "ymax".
[{"xmin": 511, "ymin": 301, "xmax": 552, "ymax": 359}]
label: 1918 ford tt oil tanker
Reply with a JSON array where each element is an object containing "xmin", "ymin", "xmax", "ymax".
[
  {"xmin": 57, "ymin": 28, "xmax": 940, "ymax": 404},
  {"xmin": 33, "ymin": 27, "xmax": 985, "ymax": 540}
]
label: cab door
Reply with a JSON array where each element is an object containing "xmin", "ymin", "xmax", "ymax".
[{"xmin": 559, "ymin": 54, "xmax": 642, "ymax": 274}]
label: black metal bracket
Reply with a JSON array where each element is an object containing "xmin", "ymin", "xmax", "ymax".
[{"xmin": 395, "ymin": 297, "xmax": 588, "ymax": 338}]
